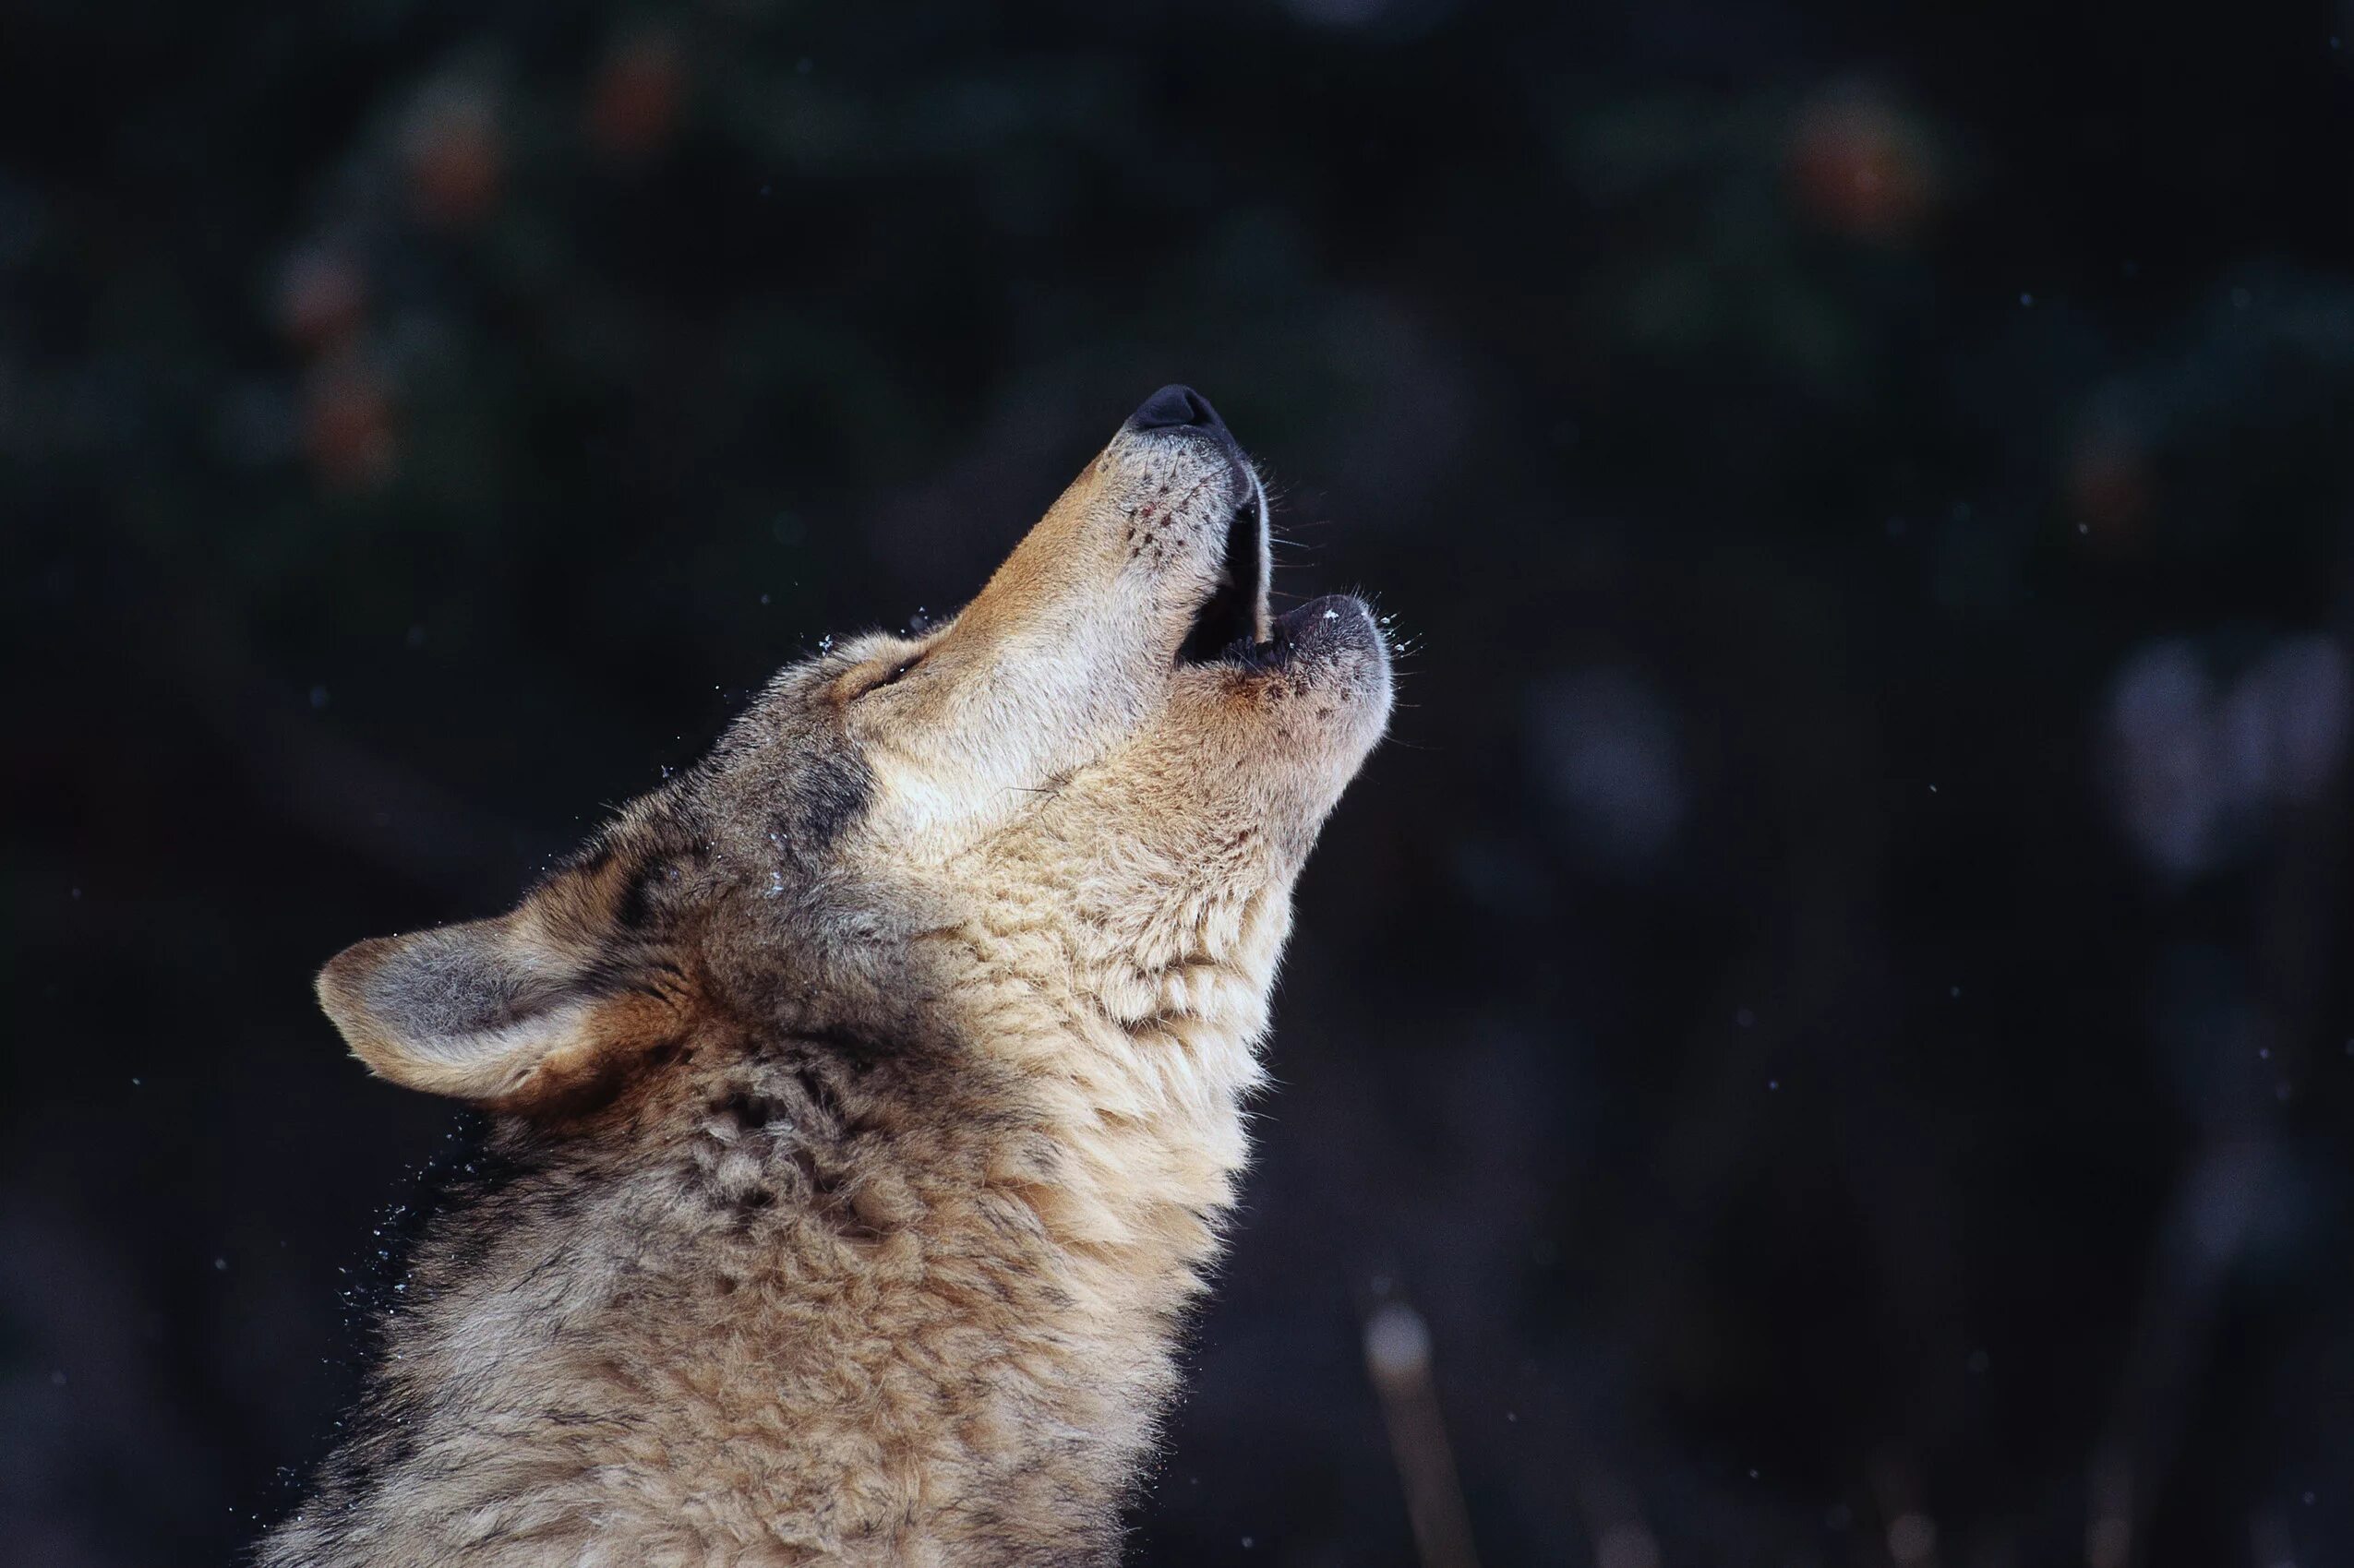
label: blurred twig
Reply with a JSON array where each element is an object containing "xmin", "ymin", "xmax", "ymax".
[{"xmin": 1364, "ymin": 1300, "xmax": 1482, "ymax": 1568}]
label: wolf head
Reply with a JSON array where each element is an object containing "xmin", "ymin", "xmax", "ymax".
[{"xmin": 316, "ymin": 387, "xmax": 1391, "ymax": 1114}]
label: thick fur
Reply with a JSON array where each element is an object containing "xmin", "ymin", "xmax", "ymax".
[{"xmin": 260, "ymin": 400, "xmax": 1391, "ymax": 1566}]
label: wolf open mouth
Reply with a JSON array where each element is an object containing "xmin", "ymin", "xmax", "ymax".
[{"xmin": 1176, "ymin": 484, "xmax": 1273, "ymax": 666}]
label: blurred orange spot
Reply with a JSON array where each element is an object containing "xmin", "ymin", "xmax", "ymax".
[
  {"xmin": 278, "ymin": 247, "xmax": 366, "ymax": 355},
  {"xmin": 305, "ymin": 358, "xmax": 396, "ymax": 490},
  {"xmin": 1787, "ymin": 91, "xmax": 1935, "ymax": 242},
  {"xmin": 589, "ymin": 34, "xmax": 685, "ymax": 160},
  {"xmin": 404, "ymin": 92, "xmax": 501, "ymax": 228}
]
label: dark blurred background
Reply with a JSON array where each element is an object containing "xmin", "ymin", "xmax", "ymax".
[{"xmin": 7, "ymin": 2, "xmax": 2354, "ymax": 1564}]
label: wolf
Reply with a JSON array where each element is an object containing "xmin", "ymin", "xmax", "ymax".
[{"xmin": 257, "ymin": 385, "xmax": 1391, "ymax": 1566}]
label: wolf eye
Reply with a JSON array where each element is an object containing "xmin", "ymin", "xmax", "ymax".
[{"xmin": 855, "ymin": 654, "xmax": 923, "ymax": 699}]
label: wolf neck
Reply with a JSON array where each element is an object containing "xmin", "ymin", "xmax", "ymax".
[
  {"xmin": 951, "ymin": 875, "xmax": 1292, "ymax": 1297},
  {"xmin": 919, "ymin": 884, "xmax": 1288, "ymax": 1343}
]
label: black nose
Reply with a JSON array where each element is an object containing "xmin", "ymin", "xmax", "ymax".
[{"xmin": 1127, "ymin": 384, "xmax": 1226, "ymax": 433}]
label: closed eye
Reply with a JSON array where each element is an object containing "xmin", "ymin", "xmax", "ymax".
[{"xmin": 855, "ymin": 653, "xmax": 924, "ymax": 699}]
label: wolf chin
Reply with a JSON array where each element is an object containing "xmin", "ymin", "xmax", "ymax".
[{"xmin": 258, "ymin": 385, "xmax": 1391, "ymax": 1566}]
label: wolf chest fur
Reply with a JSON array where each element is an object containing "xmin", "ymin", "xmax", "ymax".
[{"xmin": 259, "ymin": 385, "xmax": 1391, "ymax": 1566}]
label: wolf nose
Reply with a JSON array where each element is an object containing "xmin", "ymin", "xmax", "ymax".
[{"xmin": 1126, "ymin": 384, "xmax": 1226, "ymax": 433}]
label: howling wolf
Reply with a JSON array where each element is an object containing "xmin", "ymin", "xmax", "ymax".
[{"xmin": 259, "ymin": 385, "xmax": 1391, "ymax": 1566}]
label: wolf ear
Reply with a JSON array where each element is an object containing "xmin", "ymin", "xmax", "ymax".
[{"xmin": 316, "ymin": 896, "xmax": 676, "ymax": 1110}]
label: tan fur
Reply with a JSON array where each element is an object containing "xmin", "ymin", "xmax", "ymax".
[{"xmin": 258, "ymin": 396, "xmax": 1390, "ymax": 1566}]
